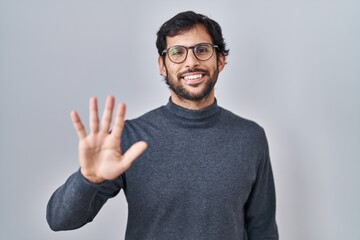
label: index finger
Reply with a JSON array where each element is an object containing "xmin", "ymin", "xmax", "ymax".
[{"xmin": 111, "ymin": 103, "xmax": 126, "ymax": 141}]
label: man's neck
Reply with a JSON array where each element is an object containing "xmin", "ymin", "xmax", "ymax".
[{"xmin": 170, "ymin": 92, "xmax": 215, "ymax": 110}]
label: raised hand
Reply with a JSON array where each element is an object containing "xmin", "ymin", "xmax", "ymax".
[{"xmin": 70, "ymin": 96, "xmax": 147, "ymax": 184}]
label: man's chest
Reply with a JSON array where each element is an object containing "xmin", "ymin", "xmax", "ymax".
[{"xmin": 124, "ymin": 133, "xmax": 259, "ymax": 211}]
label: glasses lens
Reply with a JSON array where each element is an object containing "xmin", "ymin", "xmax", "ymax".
[
  {"xmin": 194, "ymin": 44, "xmax": 213, "ymax": 61},
  {"xmin": 168, "ymin": 46, "xmax": 187, "ymax": 63}
]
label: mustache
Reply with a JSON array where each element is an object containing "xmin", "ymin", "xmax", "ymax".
[{"xmin": 177, "ymin": 68, "xmax": 209, "ymax": 77}]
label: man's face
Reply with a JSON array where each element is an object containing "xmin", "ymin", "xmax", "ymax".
[{"xmin": 158, "ymin": 24, "xmax": 225, "ymax": 102}]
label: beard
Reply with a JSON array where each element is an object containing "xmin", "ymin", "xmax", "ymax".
[{"xmin": 164, "ymin": 67, "xmax": 219, "ymax": 101}]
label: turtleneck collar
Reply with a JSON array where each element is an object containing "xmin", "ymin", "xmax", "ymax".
[{"xmin": 162, "ymin": 98, "xmax": 221, "ymax": 128}]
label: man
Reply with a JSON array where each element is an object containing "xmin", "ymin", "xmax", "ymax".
[{"xmin": 47, "ymin": 11, "xmax": 279, "ymax": 240}]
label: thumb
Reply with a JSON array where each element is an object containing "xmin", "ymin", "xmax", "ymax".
[{"xmin": 120, "ymin": 141, "xmax": 148, "ymax": 170}]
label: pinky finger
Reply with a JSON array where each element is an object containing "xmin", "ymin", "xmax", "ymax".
[{"xmin": 71, "ymin": 111, "xmax": 87, "ymax": 139}]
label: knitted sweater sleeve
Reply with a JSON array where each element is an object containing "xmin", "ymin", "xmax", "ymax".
[
  {"xmin": 244, "ymin": 130, "xmax": 279, "ymax": 239},
  {"xmin": 46, "ymin": 169, "xmax": 123, "ymax": 231}
]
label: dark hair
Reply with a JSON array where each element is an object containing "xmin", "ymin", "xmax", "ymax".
[{"xmin": 156, "ymin": 11, "xmax": 229, "ymax": 58}]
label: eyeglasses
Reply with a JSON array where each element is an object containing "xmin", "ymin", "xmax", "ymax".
[{"xmin": 162, "ymin": 43, "xmax": 218, "ymax": 64}]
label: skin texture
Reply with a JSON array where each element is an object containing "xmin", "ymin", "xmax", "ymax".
[
  {"xmin": 71, "ymin": 24, "xmax": 225, "ymax": 183},
  {"xmin": 158, "ymin": 24, "xmax": 226, "ymax": 110}
]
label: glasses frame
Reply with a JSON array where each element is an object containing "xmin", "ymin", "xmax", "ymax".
[{"xmin": 161, "ymin": 42, "xmax": 219, "ymax": 64}]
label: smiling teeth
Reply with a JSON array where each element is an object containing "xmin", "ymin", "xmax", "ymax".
[{"xmin": 184, "ymin": 74, "xmax": 202, "ymax": 80}]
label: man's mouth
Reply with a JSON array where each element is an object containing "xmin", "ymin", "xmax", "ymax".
[
  {"xmin": 180, "ymin": 73, "xmax": 206, "ymax": 86},
  {"xmin": 183, "ymin": 74, "xmax": 204, "ymax": 81},
  {"xmin": 179, "ymin": 70, "xmax": 208, "ymax": 86}
]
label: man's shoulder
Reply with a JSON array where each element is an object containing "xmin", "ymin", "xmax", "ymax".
[
  {"xmin": 121, "ymin": 105, "xmax": 166, "ymax": 145},
  {"xmin": 219, "ymin": 107, "xmax": 265, "ymax": 136},
  {"xmin": 124, "ymin": 105, "xmax": 166, "ymax": 131},
  {"xmin": 129, "ymin": 105, "xmax": 165, "ymax": 122}
]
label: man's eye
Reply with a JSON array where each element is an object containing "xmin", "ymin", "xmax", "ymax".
[
  {"xmin": 170, "ymin": 48, "xmax": 185, "ymax": 56},
  {"xmin": 196, "ymin": 47, "xmax": 210, "ymax": 54}
]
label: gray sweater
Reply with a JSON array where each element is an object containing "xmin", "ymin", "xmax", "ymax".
[{"xmin": 47, "ymin": 100, "xmax": 278, "ymax": 240}]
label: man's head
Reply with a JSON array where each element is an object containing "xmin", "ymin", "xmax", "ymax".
[
  {"xmin": 156, "ymin": 11, "xmax": 229, "ymax": 60},
  {"xmin": 156, "ymin": 11, "xmax": 229, "ymax": 106}
]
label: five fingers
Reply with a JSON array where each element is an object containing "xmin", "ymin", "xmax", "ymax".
[{"xmin": 70, "ymin": 96, "xmax": 148, "ymax": 176}]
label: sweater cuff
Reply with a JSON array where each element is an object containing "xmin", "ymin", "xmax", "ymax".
[{"xmin": 73, "ymin": 169, "xmax": 106, "ymax": 191}]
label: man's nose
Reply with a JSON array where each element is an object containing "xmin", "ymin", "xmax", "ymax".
[{"xmin": 184, "ymin": 50, "xmax": 200, "ymax": 68}]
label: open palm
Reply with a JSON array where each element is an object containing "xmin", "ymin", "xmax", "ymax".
[{"xmin": 71, "ymin": 96, "xmax": 147, "ymax": 184}]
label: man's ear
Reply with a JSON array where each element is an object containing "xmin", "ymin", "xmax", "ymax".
[
  {"xmin": 217, "ymin": 53, "xmax": 226, "ymax": 72},
  {"xmin": 158, "ymin": 56, "xmax": 167, "ymax": 77}
]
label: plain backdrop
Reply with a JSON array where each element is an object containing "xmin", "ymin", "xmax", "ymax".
[{"xmin": 1, "ymin": 0, "xmax": 359, "ymax": 239}]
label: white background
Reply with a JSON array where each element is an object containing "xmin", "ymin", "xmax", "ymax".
[{"xmin": 0, "ymin": 0, "xmax": 359, "ymax": 239}]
